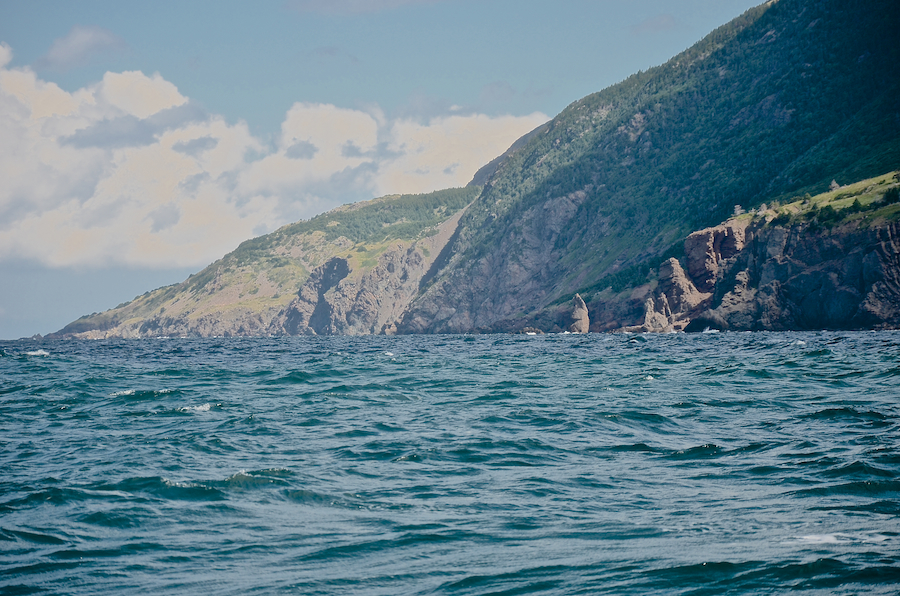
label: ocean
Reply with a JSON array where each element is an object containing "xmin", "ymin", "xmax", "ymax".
[{"xmin": 1, "ymin": 332, "xmax": 899, "ymax": 595}]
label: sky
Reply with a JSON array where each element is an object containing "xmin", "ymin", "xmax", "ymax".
[{"xmin": 0, "ymin": 0, "xmax": 761, "ymax": 339}]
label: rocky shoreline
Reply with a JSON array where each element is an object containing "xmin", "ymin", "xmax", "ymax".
[{"xmin": 623, "ymin": 218, "xmax": 900, "ymax": 333}]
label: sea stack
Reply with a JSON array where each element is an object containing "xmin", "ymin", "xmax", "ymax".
[{"xmin": 569, "ymin": 294, "xmax": 590, "ymax": 333}]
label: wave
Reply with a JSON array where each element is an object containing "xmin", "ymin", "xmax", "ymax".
[
  {"xmin": 798, "ymin": 407, "xmax": 893, "ymax": 428},
  {"xmin": 3, "ymin": 332, "xmax": 900, "ymax": 594},
  {"xmin": 792, "ymin": 480, "xmax": 900, "ymax": 498},
  {"xmin": 822, "ymin": 460, "xmax": 896, "ymax": 480},
  {"xmin": 665, "ymin": 443, "xmax": 725, "ymax": 460},
  {"xmin": 636, "ymin": 556, "xmax": 900, "ymax": 593},
  {"xmin": 97, "ymin": 476, "xmax": 228, "ymax": 501},
  {"xmin": 176, "ymin": 403, "xmax": 212, "ymax": 413},
  {"xmin": 110, "ymin": 388, "xmax": 182, "ymax": 400},
  {"xmin": 0, "ymin": 527, "xmax": 67, "ymax": 545}
]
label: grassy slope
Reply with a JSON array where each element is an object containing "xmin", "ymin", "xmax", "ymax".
[
  {"xmin": 763, "ymin": 172, "xmax": 900, "ymax": 228},
  {"xmin": 57, "ymin": 187, "xmax": 480, "ymax": 335}
]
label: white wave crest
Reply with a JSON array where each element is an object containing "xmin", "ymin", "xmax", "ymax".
[
  {"xmin": 789, "ymin": 533, "xmax": 890, "ymax": 545},
  {"xmin": 179, "ymin": 403, "xmax": 211, "ymax": 413}
]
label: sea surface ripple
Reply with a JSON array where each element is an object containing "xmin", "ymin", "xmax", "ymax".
[{"xmin": 1, "ymin": 331, "xmax": 899, "ymax": 595}]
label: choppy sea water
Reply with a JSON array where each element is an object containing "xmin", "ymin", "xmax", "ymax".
[{"xmin": 1, "ymin": 332, "xmax": 899, "ymax": 595}]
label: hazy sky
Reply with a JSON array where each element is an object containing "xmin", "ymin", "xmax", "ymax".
[{"xmin": 0, "ymin": 0, "xmax": 760, "ymax": 339}]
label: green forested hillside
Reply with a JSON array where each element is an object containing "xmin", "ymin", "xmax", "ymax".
[{"xmin": 401, "ymin": 0, "xmax": 900, "ymax": 332}]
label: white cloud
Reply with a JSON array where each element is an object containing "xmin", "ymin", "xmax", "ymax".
[
  {"xmin": 0, "ymin": 49, "xmax": 548, "ymax": 269},
  {"xmin": 0, "ymin": 43, "xmax": 11, "ymax": 69},
  {"xmin": 377, "ymin": 112, "xmax": 547, "ymax": 195},
  {"xmin": 36, "ymin": 25, "xmax": 126, "ymax": 71},
  {"xmin": 99, "ymin": 71, "xmax": 187, "ymax": 118}
]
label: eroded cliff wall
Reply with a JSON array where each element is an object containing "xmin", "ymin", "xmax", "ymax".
[
  {"xmin": 268, "ymin": 209, "xmax": 465, "ymax": 335},
  {"xmin": 623, "ymin": 216, "xmax": 900, "ymax": 333}
]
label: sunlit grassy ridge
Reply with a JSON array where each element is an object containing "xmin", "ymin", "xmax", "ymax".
[
  {"xmin": 58, "ymin": 187, "xmax": 479, "ymax": 336},
  {"xmin": 763, "ymin": 172, "xmax": 900, "ymax": 228}
]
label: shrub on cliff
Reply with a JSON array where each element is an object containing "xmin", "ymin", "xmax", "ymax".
[{"xmin": 771, "ymin": 211, "xmax": 792, "ymax": 227}]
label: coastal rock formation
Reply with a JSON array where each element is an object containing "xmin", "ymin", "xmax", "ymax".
[
  {"xmin": 272, "ymin": 257, "xmax": 351, "ymax": 335},
  {"xmin": 50, "ymin": 188, "xmax": 477, "ymax": 339},
  {"xmin": 628, "ymin": 217, "xmax": 900, "ymax": 332},
  {"xmin": 271, "ymin": 245, "xmax": 424, "ymax": 335},
  {"xmin": 569, "ymin": 294, "xmax": 590, "ymax": 333},
  {"xmin": 690, "ymin": 221, "xmax": 900, "ymax": 330},
  {"xmin": 626, "ymin": 258, "xmax": 711, "ymax": 332},
  {"xmin": 397, "ymin": 189, "xmax": 593, "ymax": 334},
  {"xmin": 684, "ymin": 222, "xmax": 748, "ymax": 292}
]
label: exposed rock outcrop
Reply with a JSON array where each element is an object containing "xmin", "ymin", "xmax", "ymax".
[
  {"xmin": 268, "ymin": 208, "xmax": 467, "ymax": 336},
  {"xmin": 569, "ymin": 294, "xmax": 590, "ymax": 333},
  {"xmin": 397, "ymin": 189, "xmax": 594, "ymax": 334},
  {"xmin": 684, "ymin": 221, "xmax": 748, "ymax": 292},
  {"xmin": 625, "ymin": 257, "xmax": 712, "ymax": 332},
  {"xmin": 629, "ymin": 218, "xmax": 900, "ymax": 332},
  {"xmin": 50, "ymin": 188, "xmax": 475, "ymax": 339},
  {"xmin": 269, "ymin": 245, "xmax": 422, "ymax": 335},
  {"xmin": 690, "ymin": 221, "xmax": 900, "ymax": 330},
  {"xmin": 274, "ymin": 257, "xmax": 351, "ymax": 335}
]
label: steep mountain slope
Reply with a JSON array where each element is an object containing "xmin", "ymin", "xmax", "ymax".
[
  {"xmin": 52, "ymin": 0, "xmax": 900, "ymax": 339},
  {"xmin": 399, "ymin": 0, "xmax": 900, "ymax": 333},
  {"xmin": 53, "ymin": 187, "xmax": 478, "ymax": 338}
]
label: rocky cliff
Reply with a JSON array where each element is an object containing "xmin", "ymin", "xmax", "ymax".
[
  {"xmin": 685, "ymin": 221, "xmax": 900, "ymax": 332},
  {"xmin": 620, "ymin": 174, "xmax": 900, "ymax": 332},
  {"xmin": 268, "ymin": 208, "xmax": 465, "ymax": 335},
  {"xmin": 395, "ymin": 0, "xmax": 900, "ymax": 334},
  {"xmin": 51, "ymin": 188, "xmax": 478, "ymax": 338}
]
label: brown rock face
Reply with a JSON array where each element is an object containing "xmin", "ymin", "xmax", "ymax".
[
  {"xmin": 684, "ymin": 221, "xmax": 748, "ymax": 292},
  {"xmin": 690, "ymin": 221, "xmax": 900, "ymax": 331},
  {"xmin": 672, "ymin": 219, "xmax": 900, "ymax": 331},
  {"xmin": 618, "ymin": 218, "xmax": 900, "ymax": 333},
  {"xmin": 658, "ymin": 257, "xmax": 710, "ymax": 314},
  {"xmin": 272, "ymin": 245, "xmax": 427, "ymax": 335},
  {"xmin": 274, "ymin": 257, "xmax": 351, "ymax": 335},
  {"xmin": 269, "ymin": 209, "xmax": 467, "ymax": 336},
  {"xmin": 569, "ymin": 293, "xmax": 590, "ymax": 333},
  {"xmin": 638, "ymin": 296, "xmax": 673, "ymax": 333},
  {"xmin": 624, "ymin": 258, "xmax": 710, "ymax": 333}
]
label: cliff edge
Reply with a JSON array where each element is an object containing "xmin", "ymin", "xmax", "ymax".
[{"xmin": 620, "ymin": 173, "xmax": 900, "ymax": 332}]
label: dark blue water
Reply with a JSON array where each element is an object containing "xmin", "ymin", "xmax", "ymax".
[{"xmin": 2, "ymin": 332, "xmax": 899, "ymax": 595}]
